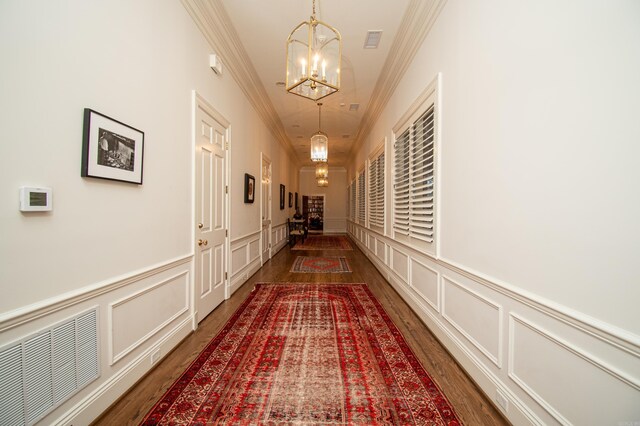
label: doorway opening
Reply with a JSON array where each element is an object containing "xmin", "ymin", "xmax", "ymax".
[{"xmin": 307, "ymin": 195, "xmax": 324, "ymax": 234}]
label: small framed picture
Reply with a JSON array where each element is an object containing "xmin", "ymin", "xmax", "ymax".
[
  {"xmin": 289, "ymin": 192, "xmax": 293, "ymax": 208},
  {"xmin": 81, "ymin": 108, "xmax": 144, "ymax": 184},
  {"xmin": 280, "ymin": 184, "xmax": 285, "ymax": 210},
  {"xmin": 295, "ymin": 192, "xmax": 299, "ymax": 209},
  {"xmin": 245, "ymin": 173, "xmax": 255, "ymax": 203}
]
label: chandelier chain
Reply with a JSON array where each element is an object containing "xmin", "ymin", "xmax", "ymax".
[{"xmin": 312, "ymin": 0, "xmax": 316, "ymax": 17}]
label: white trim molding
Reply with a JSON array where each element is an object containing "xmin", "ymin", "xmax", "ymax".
[{"xmin": 348, "ymin": 223, "xmax": 640, "ymax": 425}]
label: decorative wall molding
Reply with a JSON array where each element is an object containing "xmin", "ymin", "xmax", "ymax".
[
  {"xmin": 347, "ymin": 220, "xmax": 640, "ymax": 352},
  {"xmin": 0, "ymin": 255, "xmax": 192, "ymax": 333},
  {"xmin": 108, "ymin": 271, "xmax": 190, "ymax": 365},
  {"xmin": 409, "ymin": 257, "xmax": 439, "ymax": 312},
  {"xmin": 442, "ymin": 275, "xmax": 503, "ymax": 368},
  {"xmin": 348, "ymin": 222, "xmax": 640, "ymax": 425},
  {"xmin": 230, "ymin": 229, "xmax": 261, "ymax": 245}
]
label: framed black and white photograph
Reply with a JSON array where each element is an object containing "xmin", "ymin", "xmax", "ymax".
[
  {"xmin": 81, "ymin": 108, "xmax": 144, "ymax": 184},
  {"xmin": 244, "ymin": 173, "xmax": 255, "ymax": 203},
  {"xmin": 289, "ymin": 192, "xmax": 293, "ymax": 208},
  {"xmin": 295, "ymin": 192, "xmax": 299, "ymax": 209},
  {"xmin": 280, "ymin": 184, "xmax": 285, "ymax": 210}
]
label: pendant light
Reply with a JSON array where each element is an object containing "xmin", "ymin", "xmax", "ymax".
[
  {"xmin": 310, "ymin": 103, "xmax": 328, "ymax": 162},
  {"xmin": 315, "ymin": 161, "xmax": 328, "ymax": 179},
  {"xmin": 286, "ymin": 0, "xmax": 342, "ymax": 101}
]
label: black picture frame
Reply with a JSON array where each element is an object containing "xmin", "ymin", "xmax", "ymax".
[
  {"xmin": 295, "ymin": 192, "xmax": 299, "ymax": 210},
  {"xmin": 280, "ymin": 184, "xmax": 285, "ymax": 210},
  {"xmin": 81, "ymin": 108, "xmax": 144, "ymax": 184},
  {"xmin": 289, "ymin": 192, "xmax": 293, "ymax": 208},
  {"xmin": 244, "ymin": 173, "xmax": 255, "ymax": 203}
]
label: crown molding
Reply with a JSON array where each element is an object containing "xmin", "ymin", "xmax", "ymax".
[
  {"xmin": 348, "ymin": 0, "xmax": 448, "ymax": 160},
  {"xmin": 181, "ymin": 0, "xmax": 299, "ymax": 165}
]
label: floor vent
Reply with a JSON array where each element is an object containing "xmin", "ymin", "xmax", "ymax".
[{"xmin": 0, "ymin": 308, "xmax": 99, "ymax": 426}]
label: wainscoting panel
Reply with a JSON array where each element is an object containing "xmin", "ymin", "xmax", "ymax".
[
  {"xmin": 0, "ymin": 255, "xmax": 194, "ymax": 426},
  {"xmin": 231, "ymin": 244, "xmax": 247, "ymax": 276},
  {"xmin": 391, "ymin": 248, "xmax": 409, "ymax": 283},
  {"xmin": 509, "ymin": 314, "xmax": 640, "ymax": 425},
  {"xmin": 249, "ymin": 239, "xmax": 260, "ymax": 262},
  {"xmin": 347, "ymin": 222, "xmax": 640, "ymax": 426},
  {"xmin": 442, "ymin": 276, "xmax": 502, "ymax": 367},
  {"xmin": 409, "ymin": 258, "xmax": 439, "ymax": 313},
  {"xmin": 109, "ymin": 272, "xmax": 189, "ymax": 364},
  {"xmin": 376, "ymin": 238, "xmax": 387, "ymax": 264},
  {"xmin": 368, "ymin": 233, "xmax": 376, "ymax": 253},
  {"xmin": 229, "ymin": 231, "xmax": 261, "ymax": 295}
]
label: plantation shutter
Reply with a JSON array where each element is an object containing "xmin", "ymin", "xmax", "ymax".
[
  {"xmin": 350, "ymin": 181, "xmax": 356, "ymax": 220},
  {"xmin": 410, "ymin": 105, "xmax": 435, "ymax": 242},
  {"xmin": 394, "ymin": 128, "xmax": 410, "ymax": 236},
  {"xmin": 357, "ymin": 169, "xmax": 366, "ymax": 224},
  {"xmin": 369, "ymin": 152, "xmax": 384, "ymax": 230}
]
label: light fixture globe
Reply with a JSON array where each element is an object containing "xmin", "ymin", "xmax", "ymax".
[
  {"xmin": 310, "ymin": 102, "xmax": 328, "ymax": 162},
  {"xmin": 315, "ymin": 161, "xmax": 329, "ymax": 179},
  {"xmin": 310, "ymin": 133, "xmax": 328, "ymax": 162},
  {"xmin": 317, "ymin": 177, "xmax": 329, "ymax": 187},
  {"xmin": 286, "ymin": 0, "xmax": 341, "ymax": 101}
]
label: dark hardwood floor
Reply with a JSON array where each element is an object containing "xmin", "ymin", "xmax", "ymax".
[{"xmin": 93, "ymin": 236, "xmax": 508, "ymax": 425}]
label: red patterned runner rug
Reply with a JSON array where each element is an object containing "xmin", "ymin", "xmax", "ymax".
[
  {"xmin": 290, "ymin": 256, "xmax": 352, "ymax": 273},
  {"xmin": 140, "ymin": 283, "xmax": 461, "ymax": 425},
  {"xmin": 292, "ymin": 235, "xmax": 353, "ymax": 250}
]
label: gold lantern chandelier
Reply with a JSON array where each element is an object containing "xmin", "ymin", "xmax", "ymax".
[
  {"xmin": 310, "ymin": 103, "xmax": 328, "ymax": 162},
  {"xmin": 317, "ymin": 177, "xmax": 329, "ymax": 187},
  {"xmin": 286, "ymin": 0, "xmax": 342, "ymax": 101},
  {"xmin": 315, "ymin": 161, "xmax": 328, "ymax": 179}
]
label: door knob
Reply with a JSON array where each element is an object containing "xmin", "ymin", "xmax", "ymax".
[
  {"xmin": 203, "ymin": 240, "xmax": 208, "ymax": 246},
  {"xmin": 198, "ymin": 239, "xmax": 204, "ymax": 246},
  {"xmin": 198, "ymin": 223, "xmax": 203, "ymax": 229}
]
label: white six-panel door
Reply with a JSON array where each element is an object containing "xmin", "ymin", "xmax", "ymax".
[
  {"xmin": 195, "ymin": 94, "xmax": 228, "ymax": 323},
  {"xmin": 261, "ymin": 154, "xmax": 271, "ymax": 264}
]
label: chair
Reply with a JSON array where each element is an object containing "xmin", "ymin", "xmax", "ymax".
[{"xmin": 288, "ymin": 218, "xmax": 305, "ymax": 247}]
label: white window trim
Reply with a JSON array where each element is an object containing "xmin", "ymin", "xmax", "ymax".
[
  {"xmin": 368, "ymin": 141, "xmax": 385, "ymax": 234},
  {"xmin": 392, "ymin": 73, "xmax": 441, "ymax": 256},
  {"xmin": 357, "ymin": 166, "xmax": 366, "ymax": 225}
]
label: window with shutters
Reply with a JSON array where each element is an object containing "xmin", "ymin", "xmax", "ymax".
[
  {"xmin": 357, "ymin": 168, "xmax": 366, "ymax": 224},
  {"xmin": 393, "ymin": 76, "xmax": 438, "ymax": 252},
  {"xmin": 368, "ymin": 147, "xmax": 385, "ymax": 232},
  {"xmin": 349, "ymin": 180, "xmax": 356, "ymax": 220}
]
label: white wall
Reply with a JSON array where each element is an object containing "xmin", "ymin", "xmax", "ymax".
[
  {"xmin": 348, "ymin": 0, "xmax": 640, "ymax": 424},
  {"xmin": 299, "ymin": 167, "xmax": 347, "ymax": 233},
  {"xmin": 0, "ymin": 0, "xmax": 297, "ymax": 424}
]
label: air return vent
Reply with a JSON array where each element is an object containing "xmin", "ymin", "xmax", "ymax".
[
  {"xmin": 364, "ymin": 30, "xmax": 383, "ymax": 49},
  {"xmin": 0, "ymin": 308, "xmax": 99, "ymax": 426}
]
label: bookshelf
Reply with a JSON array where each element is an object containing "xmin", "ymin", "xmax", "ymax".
[{"xmin": 308, "ymin": 195, "xmax": 324, "ymax": 231}]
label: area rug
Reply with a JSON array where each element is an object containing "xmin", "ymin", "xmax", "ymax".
[
  {"xmin": 292, "ymin": 235, "xmax": 353, "ymax": 250},
  {"xmin": 141, "ymin": 283, "xmax": 460, "ymax": 425},
  {"xmin": 290, "ymin": 256, "xmax": 352, "ymax": 273}
]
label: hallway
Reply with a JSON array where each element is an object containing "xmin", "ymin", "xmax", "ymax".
[{"xmin": 94, "ymin": 237, "xmax": 507, "ymax": 425}]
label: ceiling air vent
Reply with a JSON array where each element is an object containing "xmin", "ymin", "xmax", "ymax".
[
  {"xmin": 349, "ymin": 103, "xmax": 360, "ymax": 112},
  {"xmin": 364, "ymin": 30, "xmax": 383, "ymax": 49}
]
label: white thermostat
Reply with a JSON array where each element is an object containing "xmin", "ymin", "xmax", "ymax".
[{"xmin": 20, "ymin": 186, "xmax": 53, "ymax": 212}]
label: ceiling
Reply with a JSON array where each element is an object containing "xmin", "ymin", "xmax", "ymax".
[{"xmin": 221, "ymin": 0, "xmax": 412, "ymax": 167}]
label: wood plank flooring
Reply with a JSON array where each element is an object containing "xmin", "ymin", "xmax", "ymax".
[{"xmin": 93, "ymin": 236, "xmax": 508, "ymax": 425}]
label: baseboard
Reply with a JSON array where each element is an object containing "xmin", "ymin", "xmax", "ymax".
[{"xmin": 52, "ymin": 315, "xmax": 194, "ymax": 425}]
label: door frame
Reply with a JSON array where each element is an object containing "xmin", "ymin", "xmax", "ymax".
[
  {"xmin": 260, "ymin": 152, "xmax": 272, "ymax": 265},
  {"xmin": 191, "ymin": 90, "xmax": 230, "ymax": 329}
]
